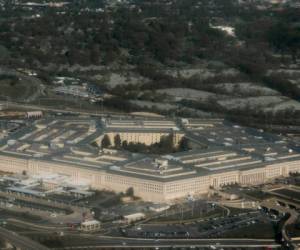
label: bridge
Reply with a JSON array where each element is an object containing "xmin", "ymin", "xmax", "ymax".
[
  {"xmin": 0, "ymin": 226, "xmax": 49, "ymax": 250},
  {"xmin": 50, "ymin": 238, "xmax": 280, "ymax": 250},
  {"xmin": 261, "ymin": 198, "xmax": 299, "ymax": 250}
]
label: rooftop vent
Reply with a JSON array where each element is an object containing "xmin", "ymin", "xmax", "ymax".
[
  {"xmin": 265, "ymin": 157, "xmax": 275, "ymax": 162},
  {"xmin": 181, "ymin": 118, "xmax": 189, "ymax": 125},
  {"xmin": 7, "ymin": 139, "xmax": 17, "ymax": 146},
  {"xmin": 154, "ymin": 158, "xmax": 169, "ymax": 170},
  {"xmin": 110, "ymin": 165, "xmax": 120, "ymax": 171}
]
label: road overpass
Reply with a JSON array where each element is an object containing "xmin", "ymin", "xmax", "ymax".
[
  {"xmin": 261, "ymin": 198, "xmax": 299, "ymax": 249},
  {"xmin": 0, "ymin": 100, "xmax": 128, "ymax": 118},
  {"xmin": 0, "ymin": 226, "xmax": 49, "ymax": 250},
  {"xmin": 51, "ymin": 241, "xmax": 280, "ymax": 249},
  {"xmin": 47, "ymin": 235, "xmax": 280, "ymax": 249}
]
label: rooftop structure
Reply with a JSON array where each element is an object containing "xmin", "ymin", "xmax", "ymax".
[
  {"xmin": 123, "ymin": 213, "xmax": 146, "ymax": 223},
  {"xmin": 104, "ymin": 118, "xmax": 179, "ymax": 130},
  {"xmin": 101, "ymin": 117, "xmax": 183, "ymax": 146},
  {"xmin": 0, "ymin": 116, "xmax": 300, "ymax": 203},
  {"xmin": 80, "ymin": 220, "xmax": 101, "ymax": 232}
]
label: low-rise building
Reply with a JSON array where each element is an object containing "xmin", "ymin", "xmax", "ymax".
[
  {"xmin": 80, "ymin": 220, "xmax": 101, "ymax": 232},
  {"xmin": 0, "ymin": 116, "xmax": 300, "ymax": 203},
  {"xmin": 123, "ymin": 213, "xmax": 145, "ymax": 223}
]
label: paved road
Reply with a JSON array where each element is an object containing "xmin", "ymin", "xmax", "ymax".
[
  {"xmin": 50, "ymin": 237, "xmax": 280, "ymax": 249},
  {"xmin": 6, "ymin": 218, "xmax": 69, "ymax": 232},
  {"xmin": 261, "ymin": 198, "xmax": 299, "ymax": 249},
  {"xmin": 1, "ymin": 218, "xmax": 281, "ymax": 249},
  {"xmin": 0, "ymin": 226, "xmax": 49, "ymax": 250},
  {"xmin": 0, "ymin": 100, "xmax": 132, "ymax": 118}
]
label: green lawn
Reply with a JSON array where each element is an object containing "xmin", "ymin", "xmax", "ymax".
[
  {"xmin": 244, "ymin": 190, "xmax": 273, "ymax": 200},
  {"xmin": 0, "ymin": 209, "xmax": 42, "ymax": 222},
  {"xmin": 0, "ymin": 75, "xmax": 40, "ymax": 101},
  {"xmin": 228, "ymin": 207, "xmax": 255, "ymax": 215},
  {"xmin": 220, "ymin": 222, "xmax": 276, "ymax": 239}
]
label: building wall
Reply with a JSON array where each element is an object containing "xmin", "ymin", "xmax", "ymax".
[
  {"xmin": 1, "ymin": 154, "xmax": 300, "ymax": 203},
  {"xmin": 0, "ymin": 155, "xmax": 105, "ymax": 187},
  {"xmin": 239, "ymin": 168, "xmax": 266, "ymax": 185},
  {"xmin": 104, "ymin": 173, "xmax": 165, "ymax": 202},
  {"xmin": 210, "ymin": 171, "xmax": 239, "ymax": 188},
  {"xmin": 103, "ymin": 132, "xmax": 184, "ymax": 146},
  {"xmin": 0, "ymin": 155, "xmax": 28, "ymax": 173},
  {"xmin": 164, "ymin": 176, "xmax": 211, "ymax": 200}
]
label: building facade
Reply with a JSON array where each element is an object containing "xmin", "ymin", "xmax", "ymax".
[{"xmin": 1, "ymin": 153, "xmax": 300, "ymax": 203}]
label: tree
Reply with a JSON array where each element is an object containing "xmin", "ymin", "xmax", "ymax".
[
  {"xmin": 101, "ymin": 134, "xmax": 111, "ymax": 148},
  {"xmin": 126, "ymin": 187, "xmax": 134, "ymax": 197},
  {"xmin": 179, "ymin": 137, "xmax": 190, "ymax": 151},
  {"xmin": 160, "ymin": 133, "xmax": 174, "ymax": 151},
  {"xmin": 268, "ymin": 21, "xmax": 300, "ymax": 63},
  {"xmin": 90, "ymin": 141, "xmax": 99, "ymax": 148},
  {"xmin": 114, "ymin": 134, "xmax": 122, "ymax": 148},
  {"xmin": 122, "ymin": 140, "xmax": 128, "ymax": 149}
]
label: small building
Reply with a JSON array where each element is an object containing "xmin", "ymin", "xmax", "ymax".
[
  {"xmin": 80, "ymin": 220, "xmax": 101, "ymax": 232},
  {"xmin": 123, "ymin": 213, "xmax": 145, "ymax": 223},
  {"xmin": 121, "ymin": 196, "xmax": 133, "ymax": 203},
  {"xmin": 69, "ymin": 189, "xmax": 95, "ymax": 198},
  {"xmin": 26, "ymin": 111, "xmax": 43, "ymax": 119}
]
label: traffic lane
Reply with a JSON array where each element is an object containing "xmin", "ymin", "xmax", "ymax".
[
  {"xmin": 51, "ymin": 236, "xmax": 280, "ymax": 249},
  {"xmin": 0, "ymin": 226, "xmax": 49, "ymax": 250}
]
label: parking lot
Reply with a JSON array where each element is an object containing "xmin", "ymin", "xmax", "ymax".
[
  {"xmin": 149, "ymin": 201, "xmax": 225, "ymax": 223},
  {"xmin": 118, "ymin": 208, "xmax": 276, "ymax": 240},
  {"xmin": 197, "ymin": 211, "xmax": 264, "ymax": 238}
]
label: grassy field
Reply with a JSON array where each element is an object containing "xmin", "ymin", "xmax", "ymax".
[
  {"xmin": 0, "ymin": 209, "xmax": 42, "ymax": 222},
  {"xmin": 0, "ymin": 73, "xmax": 41, "ymax": 101},
  {"xmin": 272, "ymin": 188, "xmax": 300, "ymax": 201},
  {"xmin": 220, "ymin": 221, "xmax": 276, "ymax": 239},
  {"xmin": 227, "ymin": 207, "xmax": 256, "ymax": 215},
  {"xmin": 244, "ymin": 190, "xmax": 273, "ymax": 200},
  {"xmin": 1, "ymin": 80, "xmax": 37, "ymax": 100}
]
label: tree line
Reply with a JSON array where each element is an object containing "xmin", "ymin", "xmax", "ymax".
[{"xmin": 101, "ymin": 133, "xmax": 190, "ymax": 154}]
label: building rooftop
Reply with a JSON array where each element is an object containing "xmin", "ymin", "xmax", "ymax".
[
  {"xmin": 0, "ymin": 115, "xmax": 299, "ymax": 183},
  {"xmin": 103, "ymin": 118, "xmax": 180, "ymax": 132},
  {"xmin": 109, "ymin": 157, "xmax": 197, "ymax": 181}
]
